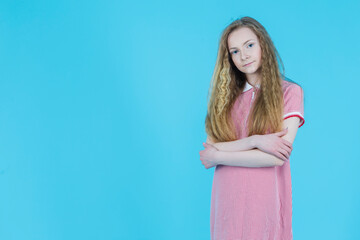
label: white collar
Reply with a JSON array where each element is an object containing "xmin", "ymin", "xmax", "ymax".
[{"xmin": 242, "ymin": 81, "xmax": 260, "ymax": 93}]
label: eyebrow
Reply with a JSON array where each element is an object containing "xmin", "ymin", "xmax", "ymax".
[{"xmin": 229, "ymin": 39, "xmax": 255, "ymax": 50}]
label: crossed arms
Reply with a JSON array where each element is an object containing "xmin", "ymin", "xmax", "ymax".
[{"xmin": 204, "ymin": 117, "xmax": 301, "ymax": 168}]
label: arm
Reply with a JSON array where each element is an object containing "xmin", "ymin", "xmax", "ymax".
[
  {"xmin": 206, "ymin": 135, "xmax": 257, "ymax": 152},
  {"xmin": 215, "ymin": 149, "xmax": 283, "ymax": 167},
  {"xmin": 214, "ymin": 117, "xmax": 300, "ymax": 168}
]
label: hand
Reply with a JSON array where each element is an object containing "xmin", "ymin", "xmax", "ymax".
[
  {"xmin": 199, "ymin": 142, "xmax": 219, "ymax": 169},
  {"xmin": 253, "ymin": 128, "xmax": 293, "ymax": 161}
]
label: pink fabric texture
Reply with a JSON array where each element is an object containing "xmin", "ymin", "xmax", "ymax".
[{"xmin": 210, "ymin": 79, "xmax": 305, "ymax": 240}]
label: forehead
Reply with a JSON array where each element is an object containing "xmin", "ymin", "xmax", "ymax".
[{"xmin": 227, "ymin": 27, "xmax": 258, "ymax": 47}]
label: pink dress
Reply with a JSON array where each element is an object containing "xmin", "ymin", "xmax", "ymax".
[{"xmin": 210, "ymin": 79, "xmax": 305, "ymax": 240}]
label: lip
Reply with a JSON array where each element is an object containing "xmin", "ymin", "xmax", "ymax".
[{"xmin": 243, "ymin": 61, "xmax": 254, "ymax": 67}]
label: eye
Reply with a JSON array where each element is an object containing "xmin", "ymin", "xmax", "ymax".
[
  {"xmin": 248, "ymin": 43, "xmax": 254, "ymax": 48},
  {"xmin": 231, "ymin": 50, "xmax": 238, "ymax": 55}
]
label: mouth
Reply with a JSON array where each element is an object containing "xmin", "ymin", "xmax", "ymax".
[{"xmin": 243, "ymin": 61, "xmax": 254, "ymax": 67}]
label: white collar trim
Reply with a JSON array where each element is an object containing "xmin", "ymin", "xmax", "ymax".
[{"xmin": 243, "ymin": 81, "xmax": 260, "ymax": 93}]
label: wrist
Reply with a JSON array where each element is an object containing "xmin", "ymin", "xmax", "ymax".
[{"xmin": 213, "ymin": 150, "xmax": 222, "ymax": 165}]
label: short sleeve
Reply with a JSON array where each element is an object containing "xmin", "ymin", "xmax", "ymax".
[{"xmin": 283, "ymin": 84, "xmax": 305, "ymax": 128}]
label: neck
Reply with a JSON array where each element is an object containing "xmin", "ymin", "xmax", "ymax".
[{"xmin": 246, "ymin": 74, "xmax": 261, "ymax": 87}]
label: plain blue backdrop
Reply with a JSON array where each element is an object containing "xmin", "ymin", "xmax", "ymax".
[{"xmin": 1, "ymin": 0, "xmax": 359, "ymax": 239}]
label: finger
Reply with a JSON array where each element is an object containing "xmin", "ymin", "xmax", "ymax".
[
  {"xmin": 281, "ymin": 139, "xmax": 292, "ymax": 149},
  {"xmin": 275, "ymin": 147, "xmax": 288, "ymax": 161},
  {"xmin": 280, "ymin": 142, "xmax": 292, "ymax": 154},
  {"xmin": 274, "ymin": 152, "xmax": 287, "ymax": 162},
  {"xmin": 285, "ymin": 146, "xmax": 292, "ymax": 157},
  {"xmin": 207, "ymin": 142, "xmax": 215, "ymax": 147},
  {"xmin": 278, "ymin": 148, "xmax": 289, "ymax": 159},
  {"xmin": 205, "ymin": 143, "xmax": 215, "ymax": 150},
  {"xmin": 281, "ymin": 147, "xmax": 290, "ymax": 159}
]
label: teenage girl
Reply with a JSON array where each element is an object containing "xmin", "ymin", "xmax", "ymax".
[{"xmin": 199, "ymin": 16, "xmax": 305, "ymax": 240}]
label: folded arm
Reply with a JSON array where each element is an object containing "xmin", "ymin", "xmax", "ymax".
[
  {"xmin": 206, "ymin": 135, "xmax": 257, "ymax": 152},
  {"xmin": 211, "ymin": 117, "xmax": 300, "ymax": 168},
  {"xmin": 215, "ymin": 149, "xmax": 284, "ymax": 167}
]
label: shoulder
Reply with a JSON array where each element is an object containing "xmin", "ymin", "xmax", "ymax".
[
  {"xmin": 281, "ymin": 78, "xmax": 303, "ymax": 95},
  {"xmin": 280, "ymin": 78, "xmax": 305, "ymax": 127}
]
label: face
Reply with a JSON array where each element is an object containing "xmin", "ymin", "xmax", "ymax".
[{"xmin": 227, "ymin": 27, "xmax": 262, "ymax": 77}]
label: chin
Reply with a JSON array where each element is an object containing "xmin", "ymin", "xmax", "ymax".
[{"xmin": 242, "ymin": 69, "xmax": 258, "ymax": 74}]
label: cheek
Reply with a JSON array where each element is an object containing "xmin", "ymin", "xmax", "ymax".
[
  {"xmin": 256, "ymin": 47, "xmax": 262, "ymax": 59},
  {"xmin": 231, "ymin": 56, "xmax": 240, "ymax": 67},
  {"xmin": 255, "ymin": 49, "xmax": 262, "ymax": 65}
]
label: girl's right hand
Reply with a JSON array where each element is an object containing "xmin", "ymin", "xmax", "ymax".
[{"xmin": 253, "ymin": 128, "xmax": 293, "ymax": 161}]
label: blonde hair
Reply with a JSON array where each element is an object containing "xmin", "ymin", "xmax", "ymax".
[{"xmin": 205, "ymin": 16, "xmax": 286, "ymax": 143}]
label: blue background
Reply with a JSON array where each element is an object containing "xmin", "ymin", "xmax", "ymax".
[{"xmin": 1, "ymin": 0, "xmax": 359, "ymax": 239}]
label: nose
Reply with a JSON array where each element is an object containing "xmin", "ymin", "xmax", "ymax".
[{"xmin": 240, "ymin": 50, "xmax": 249, "ymax": 61}]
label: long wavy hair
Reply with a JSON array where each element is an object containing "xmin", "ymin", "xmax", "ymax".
[{"xmin": 205, "ymin": 16, "xmax": 288, "ymax": 143}]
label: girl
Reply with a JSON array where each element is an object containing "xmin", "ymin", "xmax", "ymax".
[{"xmin": 199, "ymin": 16, "xmax": 305, "ymax": 240}]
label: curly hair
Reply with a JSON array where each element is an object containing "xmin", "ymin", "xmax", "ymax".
[{"xmin": 205, "ymin": 16, "xmax": 287, "ymax": 143}]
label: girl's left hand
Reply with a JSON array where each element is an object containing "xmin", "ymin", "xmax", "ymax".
[{"xmin": 199, "ymin": 142, "xmax": 219, "ymax": 169}]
